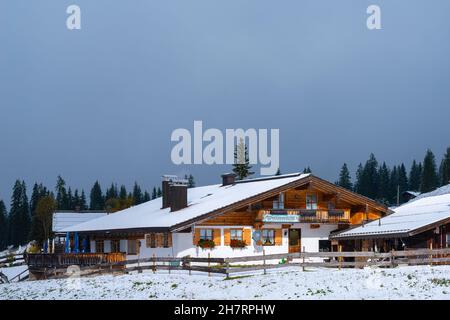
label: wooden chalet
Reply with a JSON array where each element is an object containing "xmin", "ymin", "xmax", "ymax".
[{"xmin": 58, "ymin": 173, "xmax": 391, "ymax": 260}]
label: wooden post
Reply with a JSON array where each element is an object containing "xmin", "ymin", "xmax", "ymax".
[
  {"xmin": 302, "ymin": 246, "xmax": 305, "ymax": 271},
  {"xmin": 208, "ymin": 252, "xmax": 211, "ymax": 277},
  {"xmin": 168, "ymin": 254, "xmax": 171, "ymax": 275},
  {"xmin": 225, "ymin": 261, "xmax": 229, "ymax": 278},
  {"xmin": 152, "ymin": 253, "xmax": 156, "ymax": 273},
  {"xmin": 338, "ymin": 245, "xmax": 342, "ymax": 271},
  {"xmin": 390, "ymin": 249, "xmax": 395, "ymax": 268},
  {"xmin": 429, "ymin": 241, "xmax": 433, "ymax": 266},
  {"xmin": 263, "ymin": 249, "xmax": 266, "ymax": 275}
]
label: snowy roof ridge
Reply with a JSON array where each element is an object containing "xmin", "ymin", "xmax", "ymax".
[{"xmin": 409, "ymin": 183, "xmax": 450, "ymax": 203}]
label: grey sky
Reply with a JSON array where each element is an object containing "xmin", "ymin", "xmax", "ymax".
[{"xmin": 1, "ymin": 0, "xmax": 450, "ymax": 203}]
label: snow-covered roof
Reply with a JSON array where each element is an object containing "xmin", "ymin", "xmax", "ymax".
[
  {"xmin": 403, "ymin": 191, "xmax": 420, "ymax": 197},
  {"xmin": 52, "ymin": 211, "xmax": 108, "ymax": 232},
  {"xmin": 332, "ymin": 186, "xmax": 450, "ymax": 239},
  {"xmin": 61, "ymin": 173, "xmax": 311, "ymax": 233}
]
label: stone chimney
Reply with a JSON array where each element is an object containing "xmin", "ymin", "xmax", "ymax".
[{"xmin": 221, "ymin": 173, "xmax": 237, "ymax": 186}]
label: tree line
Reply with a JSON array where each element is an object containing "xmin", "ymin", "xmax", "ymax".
[
  {"xmin": 0, "ymin": 174, "xmax": 195, "ymax": 250},
  {"xmin": 335, "ymin": 147, "xmax": 450, "ymax": 205}
]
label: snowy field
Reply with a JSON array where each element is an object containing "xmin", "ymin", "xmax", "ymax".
[{"xmin": 0, "ymin": 265, "xmax": 449, "ymax": 300}]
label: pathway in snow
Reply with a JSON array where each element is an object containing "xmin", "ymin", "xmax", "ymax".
[{"xmin": 0, "ymin": 266, "xmax": 449, "ymax": 300}]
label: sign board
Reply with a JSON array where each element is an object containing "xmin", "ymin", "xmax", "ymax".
[{"xmin": 262, "ymin": 214, "xmax": 300, "ymax": 223}]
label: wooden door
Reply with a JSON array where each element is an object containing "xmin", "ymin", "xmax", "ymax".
[{"xmin": 289, "ymin": 229, "xmax": 301, "ymax": 253}]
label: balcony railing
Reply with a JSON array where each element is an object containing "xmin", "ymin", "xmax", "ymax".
[{"xmin": 260, "ymin": 209, "xmax": 350, "ymax": 223}]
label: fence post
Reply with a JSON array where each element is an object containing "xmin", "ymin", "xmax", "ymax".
[
  {"xmin": 390, "ymin": 249, "xmax": 395, "ymax": 268},
  {"xmin": 429, "ymin": 242, "xmax": 433, "ymax": 266},
  {"xmin": 152, "ymin": 253, "xmax": 156, "ymax": 274},
  {"xmin": 168, "ymin": 254, "xmax": 171, "ymax": 275},
  {"xmin": 263, "ymin": 249, "xmax": 266, "ymax": 275},
  {"xmin": 302, "ymin": 246, "xmax": 305, "ymax": 272},
  {"xmin": 225, "ymin": 260, "xmax": 229, "ymax": 278},
  {"xmin": 208, "ymin": 253, "xmax": 211, "ymax": 277},
  {"xmin": 338, "ymin": 245, "xmax": 342, "ymax": 271}
]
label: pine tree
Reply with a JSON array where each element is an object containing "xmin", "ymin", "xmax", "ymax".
[
  {"xmin": 29, "ymin": 183, "xmax": 49, "ymax": 242},
  {"xmin": 157, "ymin": 187, "xmax": 162, "ymax": 197},
  {"xmin": 389, "ymin": 166, "xmax": 399, "ymax": 205},
  {"xmin": 105, "ymin": 183, "xmax": 118, "ymax": 201},
  {"xmin": 377, "ymin": 162, "xmax": 390, "ymax": 203},
  {"xmin": 151, "ymin": 187, "xmax": 157, "ymax": 200},
  {"xmin": 358, "ymin": 154, "xmax": 379, "ymax": 199},
  {"xmin": 232, "ymin": 138, "xmax": 254, "ymax": 180},
  {"xmin": 89, "ymin": 181, "xmax": 104, "ymax": 210},
  {"xmin": 439, "ymin": 147, "xmax": 450, "ymax": 186},
  {"xmin": 35, "ymin": 195, "xmax": 56, "ymax": 245},
  {"xmin": 303, "ymin": 167, "xmax": 312, "ymax": 174},
  {"xmin": 337, "ymin": 163, "xmax": 353, "ymax": 190},
  {"xmin": 354, "ymin": 163, "xmax": 364, "ymax": 193},
  {"xmin": 8, "ymin": 180, "xmax": 30, "ymax": 246},
  {"xmin": 55, "ymin": 176, "xmax": 69, "ymax": 210},
  {"xmin": 67, "ymin": 187, "xmax": 73, "ymax": 210},
  {"xmin": 143, "ymin": 191, "xmax": 151, "ymax": 202},
  {"xmin": 398, "ymin": 163, "xmax": 409, "ymax": 198},
  {"xmin": 420, "ymin": 149, "xmax": 439, "ymax": 193},
  {"xmin": 132, "ymin": 182, "xmax": 143, "ymax": 205},
  {"xmin": 0, "ymin": 200, "xmax": 8, "ymax": 250},
  {"xmin": 119, "ymin": 185, "xmax": 127, "ymax": 200},
  {"xmin": 408, "ymin": 160, "xmax": 422, "ymax": 191},
  {"xmin": 80, "ymin": 190, "xmax": 88, "ymax": 210}
]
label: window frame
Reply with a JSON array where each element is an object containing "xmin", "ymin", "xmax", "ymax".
[
  {"xmin": 230, "ymin": 229, "xmax": 243, "ymax": 241},
  {"xmin": 111, "ymin": 239, "xmax": 120, "ymax": 253},
  {"xmin": 200, "ymin": 229, "xmax": 213, "ymax": 241},
  {"xmin": 127, "ymin": 239, "xmax": 139, "ymax": 255},
  {"xmin": 306, "ymin": 193, "xmax": 318, "ymax": 210},
  {"xmin": 262, "ymin": 229, "xmax": 275, "ymax": 246}
]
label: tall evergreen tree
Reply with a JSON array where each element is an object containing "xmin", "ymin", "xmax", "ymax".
[
  {"xmin": 354, "ymin": 163, "xmax": 364, "ymax": 193},
  {"xmin": 303, "ymin": 167, "xmax": 312, "ymax": 174},
  {"xmin": 232, "ymin": 138, "xmax": 254, "ymax": 180},
  {"xmin": 337, "ymin": 163, "xmax": 353, "ymax": 190},
  {"xmin": 105, "ymin": 183, "xmax": 118, "ymax": 201},
  {"xmin": 151, "ymin": 187, "xmax": 157, "ymax": 200},
  {"xmin": 89, "ymin": 181, "xmax": 104, "ymax": 210},
  {"xmin": 420, "ymin": 149, "xmax": 439, "ymax": 193},
  {"xmin": 389, "ymin": 165, "xmax": 399, "ymax": 204},
  {"xmin": 439, "ymin": 147, "xmax": 450, "ymax": 186},
  {"xmin": 55, "ymin": 176, "xmax": 69, "ymax": 210},
  {"xmin": 143, "ymin": 191, "xmax": 151, "ymax": 202},
  {"xmin": 157, "ymin": 187, "xmax": 162, "ymax": 197},
  {"xmin": 398, "ymin": 163, "xmax": 409, "ymax": 197},
  {"xmin": 0, "ymin": 200, "xmax": 8, "ymax": 250},
  {"xmin": 29, "ymin": 183, "xmax": 50, "ymax": 242},
  {"xmin": 377, "ymin": 162, "xmax": 390, "ymax": 203},
  {"xmin": 119, "ymin": 185, "xmax": 127, "ymax": 200},
  {"xmin": 187, "ymin": 174, "xmax": 196, "ymax": 188},
  {"xmin": 358, "ymin": 154, "xmax": 379, "ymax": 199},
  {"xmin": 132, "ymin": 182, "xmax": 143, "ymax": 205},
  {"xmin": 408, "ymin": 160, "xmax": 422, "ymax": 191},
  {"xmin": 79, "ymin": 190, "xmax": 88, "ymax": 210},
  {"xmin": 35, "ymin": 195, "xmax": 56, "ymax": 245},
  {"xmin": 8, "ymin": 180, "xmax": 30, "ymax": 246}
]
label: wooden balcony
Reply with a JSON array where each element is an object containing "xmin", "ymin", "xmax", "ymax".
[{"xmin": 260, "ymin": 209, "xmax": 350, "ymax": 224}]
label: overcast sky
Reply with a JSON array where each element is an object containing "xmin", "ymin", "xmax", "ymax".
[{"xmin": 1, "ymin": 0, "xmax": 450, "ymax": 203}]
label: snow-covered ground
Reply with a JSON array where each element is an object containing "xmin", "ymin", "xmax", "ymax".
[{"xmin": 0, "ymin": 265, "xmax": 449, "ymax": 300}]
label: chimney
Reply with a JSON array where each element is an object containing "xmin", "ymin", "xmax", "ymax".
[
  {"xmin": 221, "ymin": 173, "xmax": 237, "ymax": 186},
  {"xmin": 161, "ymin": 175, "xmax": 188, "ymax": 211},
  {"xmin": 170, "ymin": 181, "xmax": 188, "ymax": 212}
]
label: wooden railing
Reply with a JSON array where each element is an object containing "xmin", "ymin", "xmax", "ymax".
[
  {"xmin": 261, "ymin": 208, "xmax": 350, "ymax": 223},
  {"xmin": 26, "ymin": 248, "xmax": 450, "ymax": 280}
]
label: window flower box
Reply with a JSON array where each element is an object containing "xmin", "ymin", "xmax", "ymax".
[
  {"xmin": 197, "ymin": 239, "xmax": 215, "ymax": 249},
  {"xmin": 230, "ymin": 239, "xmax": 247, "ymax": 249}
]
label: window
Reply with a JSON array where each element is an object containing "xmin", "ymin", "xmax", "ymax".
[
  {"xmin": 262, "ymin": 229, "xmax": 275, "ymax": 245},
  {"xmin": 111, "ymin": 240, "xmax": 120, "ymax": 253},
  {"xmin": 146, "ymin": 233, "xmax": 156, "ymax": 248},
  {"xmin": 127, "ymin": 239, "xmax": 139, "ymax": 255},
  {"xmin": 95, "ymin": 240, "xmax": 104, "ymax": 253},
  {"xmin": 306, "ymin": 193, "xmax": 317, "ymax": 210},
  {"xmin": 319, "ymin": 240, "xmax": 331, "ymax": 252},
  {"xmin": 273, "ymin": 193, "xmax": 284, "ymax": 209},
  {"xmin": 162, "ymin": 233, "xmax": 172, "ymax": 248},
  {"xmin": 230, "ymin": 229, "xmax": 243, "ymax": 241},
  {"xmin": 200, "ymin": 229, "xmax": 213, "ymax": 241},
  {"xmin": 447, "ymin": 234, "xmax": 450, "ymax": 248}
]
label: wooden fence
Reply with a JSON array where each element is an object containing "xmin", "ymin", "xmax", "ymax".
[
  {"xmin": 0, "ymin": 253, "xmax": 26, "ymax": 268},
  {"xmin": 25, "ymin": 248, "xmax": 450, "ymax": 280}
]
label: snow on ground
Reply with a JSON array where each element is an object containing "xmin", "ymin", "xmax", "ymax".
[
  {"xmin": 0, "ymin": 266, "xmax": 449, "ymax": 300},
  {"xmin": 0, "ymin": 265, "xmax": 28, "ymax": 282}
]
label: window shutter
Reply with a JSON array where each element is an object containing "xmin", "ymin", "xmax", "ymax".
[
  {"xmin": 193, "ymin": 229, "xmax": 200, "ymax": 245},
  {"xmin": 243, "ymin": 229, "xmax": 251, "ymax": 245},
  {"xmin": 213, "ymin": 229, "xmax": 221, "ymax": 246},
  {"xmin": 224, "ymin": 228, "xmax": 231, "ymax": 246},
  {"xmin": 157, "ymin": 233, "xmax": 164, "ymax": 247},
  {"xmin": 275, "ymin": 229, "xmax": 282, "ymax": 245}
]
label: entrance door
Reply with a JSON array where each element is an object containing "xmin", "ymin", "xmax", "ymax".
[{"xmin": 289, "ymin": 229, "xmax": 301, "ymax": 253}]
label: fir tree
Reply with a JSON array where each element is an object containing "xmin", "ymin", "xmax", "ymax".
[
  {"xmin": 8, "ymin": 180, "xmax": 30, "ymax": 246},
  {"xmin": 358, "ymin": 154, "xmax": 379, "ymax": 199},
  {"xmin": 143, "ymin": 191, "xmax": 151, "ymax": 202},
  {"xmin": 398, "ymin": 163, "xmax": 409, "ymax": 198},
  {"xmin": 151, "ymin": 187, "xmax": 157, "ymax": 200},
  {"xmin": 132, "ymin": 182, "xmax": 143, "ymax": 205},
  {"xmin": 0, "ymin": 200, "xmax": 8, "ymax": 250},
  {"xmin": 439, "ymin": 147, "xmax": 450, "ymax": 186},
  {"xmin": 303, "ymin": 167, "xmax": 312, "ymax": 174},
  {"xmin": 377, "ymin": 162, "xmax": 390, "ymax": 203},
  {"xmin": 35, "ymin": 195, "xmax": 56, "ymax": 245},
  {"xmin": 420, "ymin": 149, "xmax": 439, "ymax": 193},
  {"xmin": 80, "ymin": 190, "xmax": 88, "ymax": 210},
  {"xmin": 106, "ymin": 183, "xmax": 118, "ymax": 201},
  {"xmin": 389, "ymin": 166, "xmax": 399, "ymax": 205},
  {"xmin": 337, "ymin": 163, "xmax": 353, "ymax": 190},
  {"xmin": 157, "ymin": 187, "xmax": 162, "ymax": 197},
  {"xmin": 354, "ymin": 163, "xmax": 364, "ymax": 193},
  {"xmin": 55, "ymin": 175, "xmax": 69, "ymax": 210},
  {"xmin": 29, "ymin": 183, "xmax": 49, "ymax": 242},
  {"xmin": 67, "ymin": 187, "xmax": 73, "ymax": 210},
  {"xmin": 89, "ymin": 181, "xmax": 104, "ymax": 210},
  {"xmin": 187, "ymin": 174, "xmax": 196, "ymax": 188},
  {"xmin": 119, "ymin": 185, "xmax": 127, "ymax": 200},
  {"xmin": 232, "ymin": 138, "xmax": 254, "ymax": 180},
  {"xmin": 408, "ymin": 160, "xmax": 422, "ymax": 191}
]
